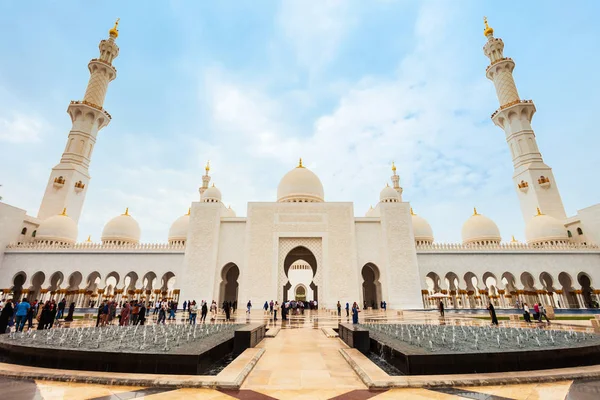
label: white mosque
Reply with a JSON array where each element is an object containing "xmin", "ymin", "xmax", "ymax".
[{"xmin": 1, "ymin": 19, "xmax": 599, "ymax": 311}]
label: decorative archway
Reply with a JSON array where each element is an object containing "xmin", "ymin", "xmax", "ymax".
[
  {"xmin": 281, "ymin": 243, "xmax": 320, "ymax": 303},
  {"xmin": 558, "ymin": 272, "xmax": 578, "ymax": 308},
  {"xmin": 11, "ymin": 272, "xmax": 27, "ymax": 301},
  {"xmin": 294, "ymin": 284, "xmax": 307, "ymax": 301},
  {"xmin": 578, "ymin": 273, "xmax": 594, "ymax": 308},
  {"xmin": 362, "ymin": 263, "xmax": 381, "ymax": 309},
  {"xmin": 219, "ymin": 263, "xmax": 240, "ymax": 304},
  {"xmin": 28, "ymin": 271, "xmax": 46, "ymax": 301}
]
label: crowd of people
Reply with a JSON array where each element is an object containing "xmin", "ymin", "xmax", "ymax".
[
  {"xmin": 436, "ymin": 299, "xmax": 552, "ymax": 326},
  {"xmin": 0, "ymin": 297, "xmax": 76, "ymax": 334}
]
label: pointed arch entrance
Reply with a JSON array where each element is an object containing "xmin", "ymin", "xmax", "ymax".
[
  {"xmin": 219, "ymin": 263, "xmax": 240, "ymax": 304},
  {"xmin": 283, "ymin": 246, "xmax": 318, "ymax": 303},
  {"xmin": 362, "ymin": 263, "xmax": 381, "ymax": 309}
]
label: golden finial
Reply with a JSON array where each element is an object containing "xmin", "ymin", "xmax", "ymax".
[
  {"xmin": 86, "ymin": 235, "xmax": 92, "ymax": 242},
  {"xmin": 298, "ymin": 158, "xmax": 304, "ymax": 168},
  {"xmin": 410, "ymin": 207, "xmax": 415, "ymax": 216},
  {"xmin": 212, "ymin": 183, "xmax": 215, "ymax": 187},
  {"xmin": 123, "ymin": 207, "xmax": 129, "ymax": 216},
  {"xmin": 536, "ymin": 207, "xmax": 543, "ymax": 216},
  {"xmin": 205, "ymin": 160, "xmax": 210, "ymax": 174},
  {"xmin": 511, "ymin": 235, "xmax": 518, "ymax": 243},
  {"xmin": 186, "ymin": 208, "xmax": 191, "ymax": 215},
  {"xmin": 60, "ymin": 208, "xmax": 67, "ymax": 216},
  {"xmin": 109, "ymin": 18, "xmax": 120, "ymax": 38},
  {"xmin": 483, "ymin": 16, "xmax": 494, "ymax": 37},
  {"xmin": 473, "ymin": 207, "xmax": 478, "ymax": 216},
  {"xmin": 391, "ymin": 161, "xmax": 397, "ymax": 173},
  {"xmin": 386, "ymin": 182, "xmax": 389, "ymax": 187}
]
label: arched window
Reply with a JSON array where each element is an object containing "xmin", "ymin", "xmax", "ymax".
[
  {"xmin": 21, "ymin": 227, "xmax": 27, "ymax": 235},
  {"xmin": 577, "ymin": 227, "xmax": 584, "ymax": 235},
  {"xmin": 567, "ymin": 230, "xmax": 572, "ymax": 238},
  {"xmin": 32, "ymin": 230, "xmax": 37, "ymax": 238}
]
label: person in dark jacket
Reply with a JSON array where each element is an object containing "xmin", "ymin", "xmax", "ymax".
[
  {"xmin": 224, "ymin": 301, "xmax": 231, "ymax": 321},
  {"xmin": 0, "ymin": 299, "xmax": 14, "ymax": 334},
  {"xmin": 487, "ymin": 302, "xmax": 499, "ymax": 326},
  {"xmin": 64, "ymin": 302, "xmax": 75, "ymax": 322},
  {"xmin": 201, "ymin": 301, "xmax": 208, "ymax": 323}
]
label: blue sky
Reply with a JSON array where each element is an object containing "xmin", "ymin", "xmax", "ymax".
[{"xmin": 1, "ymin": 0, "xmax": 599, "ymax": 243}]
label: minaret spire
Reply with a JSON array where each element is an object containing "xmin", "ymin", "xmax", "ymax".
[
  {"xmin": 483, "ymin": 17, "xmax": 566, "ymax": 223},
  {"xmin": 37, "ymin": 20, "xmax": 120, "ymax": 223},
  {"xmin": 199, "ymin": 160, "xmax": 212, "ymax": 197},
  {"xmin": 390, "ymin": 161, "xmax": 403, "ymax": 200}
]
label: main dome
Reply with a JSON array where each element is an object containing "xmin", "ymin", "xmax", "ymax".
[
  {"xmin": 277, "ymin": 159, "xmax": 324, "ymax": 203},
  {"xmin": 168, "ymin": 210, "xmax": 190, "ymax": 245}
]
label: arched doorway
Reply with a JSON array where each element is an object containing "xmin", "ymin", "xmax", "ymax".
[
  {"xmin": 29, "ymin": 271, "xmax": 46, "ymax": 301},
  {"xmin": 362, "ymin": 263, "xmax": 381, "ymax": 309},
  {"xmin": 558, "ymin": 272, "xmax": 578, "ymax": 308},
  {"xmin": 295, "ymin": 284, "xmax": 307, "ymax": 301},
  {"xmin": 12, "ymin": 272, "xmax": 27, "ymax": 300},
  {"xmin": 283, "ymin": 246, "xmax": 317, "ymax": 303},
  {"xmin": 219, "ymin": 263, "xmax": 240, "ymax": 305},
  {"xmin": 578, "ymin": 273, "xmax": 595, "ymax": 308}
]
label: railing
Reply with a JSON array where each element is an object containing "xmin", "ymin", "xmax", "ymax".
[
  {"xmin": 486, "ymin": 57, "xmax": 513, "ymax": 72},
  {"xmin": 491, "ymin": 99, "xmax": 534, "ymax": 119},
  {"xmin": 416, "ymin": 242, "xmax": 599, "ymax": 252},
  {"xmin": 69, "ymin": 100, "xmax": 112, "ymax": 120},
  {"xmin": 89, "ymin": 58, "xmax": 116, "ymax": 72},
  {"xmin": 5, "ymin": 242, "xmax": 185, "ymax": 252}
]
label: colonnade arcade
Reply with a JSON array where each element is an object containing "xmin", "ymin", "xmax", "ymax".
[
  {"xmin": 423, "ymin": 270, "xmax": 597, "ymax": 309},
  {"xmin": 5, "ymin": 270, "xmax": 180, "ymax": 307}
]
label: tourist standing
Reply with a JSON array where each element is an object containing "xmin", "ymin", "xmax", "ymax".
[
  {"xmin": 56, "ymin": 298, "xmax": 66, "ymax": 320},
  {"xmin": 138, "ymin": 302, "xmax": 147, "ymax": 325},
  {"xmin": 352, "ymin": 302, "xmax": 360, "ymax": 324},
  {"xmin": 487, "ymin": 302, "xmax": 499, "ymax": 326},
  {"xmin": 337, "ymin": 301, "xmax": 341, "ymax": 316},
  {"xmin": 168, "ymin": 302, "xmax": 176, "ymax": 321},
  {"xmin": 0, "ymin": 299, "xmax": 14, "ymax": 334},
  {"xmin": 65, "ymin": 302, "xmax": 75, "ymax": 322},
  {"xmin": 345, "ymin": 302, "xmax": 350, "ymax": 317},
  {"xmin": 189, "ymin": 300, "xmax": 198, "ymax": 324},
  {"xmin": 158, "ymin": 302, "xmax": 167, "ymax": 324},
  {"xmin": 263, "ymin": 301, "xmax": 269, "ymax": 315},
  {"xmin": 273, "ymin": 301, "xmax": 279, "ymax": 321},
  {"xmin": 201, "ymin": 300, "xmax": 208, "ymax": 323},
  {"xmin": 383, "ymin": 301, "xmax": 387, "ymax": 311},
  {"xmin": 131, "ymin": 302, "xmax": 140, "ymax": 325},
  {"xmin": 210, "ymin": 300, "xmax": 217, "ymax": 321},
  {"xmin": 27, "ymin": 300, "xmax": 37, "ymax": 329},
  {"xmin": 183, "ymin": 300, "xmax": 187, "ymax": 314},
  {"xmin": 246, "ymin": 300, "xmax": 252, "ymax": 314},
  {"xmin": 439, "ymin": 300, "xmax": 444, "ymax": 317},
  {"xmin": 14, "ymin": 298, "xmax": 30, "ymax": 332},
  {"xmin": 523, "ymin": 303, "xmax": 531, "ymax": 323},
  {"xmin": 533, "ymin": 303, "xmax": 540, "ymax": 322},
  {"xmin": 224, "ymin": 301, "xmax": 231, "ymax": 321},
  {"xmin": 120, "ymin": 302, "xmax": 130, "ymax": 326}
]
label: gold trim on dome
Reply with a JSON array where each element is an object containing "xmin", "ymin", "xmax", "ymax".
[
  {"xmin": 473, "ymin": 207, "xmax": 479, "ymax": 216},
  {"xmin": 536, "ymin": 207, "xmax": 543, "ymax": 216},
  {"xmin": 123, "ymin": 207, "xmax": 130, "ymax": 216},
  {"xmin": 410, "ymin": 207, "xmax": 415, "ymax": 216},
  {"xmin": 297, "ymin": 158, "xmax": 304, "ymax": 168},
  {"xmin": 86, "ymin": 235, "xmax": 92, "ymax": 242},
  {"xmin": 186, "ymin": 208, "xmax": 191, "ymax": 215},
  {"xmin": 61, "ymin": 208, "xmax": 67, "ymax": 216},
  {"xmin": 511, "ymin": 235, "xmax": 518, "ymax": 243}
]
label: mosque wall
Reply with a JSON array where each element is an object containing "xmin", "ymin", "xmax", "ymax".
[
  {"xmin": 577, "ymin": 204, "xmax": 600, "ymax": 246},
  {"xmin": 179, "ymin": 201, "xmax": 222, "ymax": 303},
  {"xmin": 0, "ymin": 251, "xmax": 183, "ymax": 291},
  {"xmin": 213, "ymin": 219, "xmax": 246, "ymax": 300},
  {"xmin": 354, "ymin": 219, "xmax": 386, "ymax": 303},
  {"xmin": 0, "ymin": 203, "xmax": 27, "ymax": 276},
  {"xmin": 417, "ymin": 251, "xmax": 600, "ymax": 291},
  {"xmin": 379, "ymin": 202, "xmax": 423, "ymax": 309},
  {"xmin": 239, "ymin": 202, "xmax": 360, "ymax": 309}
]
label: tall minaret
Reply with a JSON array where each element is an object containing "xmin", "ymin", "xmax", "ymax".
[
  {"xmin": 391, "ymin": 162, "xmax": 403, "ymax": 200},
  {"xmin": 199, "ymin": 161, "xmax": 212, "ymax": 197},
  {"xmin": 483, "ymin": 17, "xmax": 566, "ymax": 222},
  {"xmin": 38, "ymin": 20, "xmax": 120, "ymax": 223}
]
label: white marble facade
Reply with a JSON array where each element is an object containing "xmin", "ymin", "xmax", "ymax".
[{"xmin": 1, "ymin": 20, "xmax": 600, "ymax": 310}]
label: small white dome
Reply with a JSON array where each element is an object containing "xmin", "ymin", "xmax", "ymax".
[
  {"xmin": 168, "ymin": 210, "xmax": 190, "ymax": 244},
  {"xmin": 365, "ymin": 205, "xmax": 380, "ymax": 217},
  {"xmin": 461, "ymin": 208, "xmax": 501, "ymax": 245},
  {"xmin": 222, "ymin": 205, "xmax": 236, "ymax": 217},
  {"xmin": 36, "ymin": 209, "xmax": 78, "ymax": 244},
  {"xmin": 380, "ymin": 184, "xmax": 400, "ymax": 203},
  {"xmin": 525, "ymin": 208, "xmax": 568, "ymax": 245},
  {"xmin": 411, "ymin": 209, "xmax": 433, "ymax": 244},
  {"xmin": 277, "ymin": 159, "xmax": 324, "ymax": 203},
  {"xmin": 101, "ymin": 208, "xmax": 141, "ymax": 245},
  {"xmin": 203, "ymin": 184, "xmax": 222, "ymax": 202}
]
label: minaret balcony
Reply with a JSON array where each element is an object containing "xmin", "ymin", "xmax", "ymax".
[
  {"xmin": 485, "ymin": 57, "xmax": 513, "ymax": 72},
  {"xmin": 538, "ymin": 176, "xmax": 551, "ymax": 189},
  {"xmin": 53, "ymin": 176, "xmax": 65, "ymax": 188},
  {"xmin": 74, "ymin": 180, "xmax": 86, "ymax": 193},
  {"xmin": 491, "ymin": 99, "xmax": 535, "ymax": 120},
  {"xmin": 517, "ymin": 180, "xmax": 529, "ymax": 192}
]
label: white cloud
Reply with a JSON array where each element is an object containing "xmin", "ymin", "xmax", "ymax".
[{"xmin": 0, "ymin": 112, "xmax": 44, "ymax": 143}]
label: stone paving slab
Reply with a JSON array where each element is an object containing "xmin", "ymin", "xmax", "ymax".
[
  {"xmin": 0, "ymin": 347, "xmax": 264, "ymax": 389},
  {"xmin": 340, "ymin": 347, "xmax": 600, "ymax": 389},
  {"xmin": 321, "ymin": 327, "xmax": 339, "ymax": 337},
  {"xmin": 265, "ymin": 327, "xmax": 281, "ymax": 337}
]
